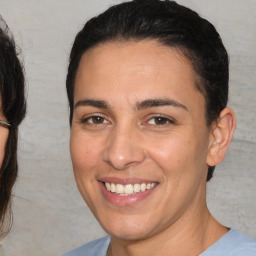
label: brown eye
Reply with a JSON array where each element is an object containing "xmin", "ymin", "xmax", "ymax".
[
  {"xmin": 82, "ymin": 116, "xmax": 108, "ymax": 125},
  {"xmin": 91, "ymin": 116, "xmax": 105, "ymax": 124},
  {"xmin": 147, "ymin": 116, "xmax": 174, "ymax": 126}
]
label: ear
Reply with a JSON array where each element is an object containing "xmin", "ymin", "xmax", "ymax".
[{"xmin": 207, "ymin": 107, "xmax": 236, "ymax": 167}]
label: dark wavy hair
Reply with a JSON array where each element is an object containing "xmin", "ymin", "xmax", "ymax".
[
  {"xmin": 0, "ymin": 17, "xmax": 26, "ymax": 238},
  {"xmin": 66, "ymin": 0, "xmax": 229, "ymax": 181}
]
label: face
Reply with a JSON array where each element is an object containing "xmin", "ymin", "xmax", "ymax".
[
  {"xmin": 70, "ymin": 40, "xmax": 213, "ymax": 240},
  {"xmin": 0, "ymin": 109, "xmax": 9, "ymax": 166}
]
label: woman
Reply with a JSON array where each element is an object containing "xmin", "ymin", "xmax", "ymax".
[
  {"xmin": 0, "ymin": 17, "xmax": 26, "ymax": 238},
  {"xmin": 63, "ymin": 0, "xmax": 256, "ymax": 255}
]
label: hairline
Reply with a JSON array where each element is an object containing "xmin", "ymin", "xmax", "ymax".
[{"xmin": 71, "ymin": 37, "xmax": 210, "ymax": 126}]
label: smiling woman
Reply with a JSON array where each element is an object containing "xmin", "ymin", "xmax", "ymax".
[
  {"xmin": 0, "ymin": 16, "xmax": 26, "ymax": 238},
  {"xmin": 63, "ymin": 0, "xmax": 256, "ymax": 255}
]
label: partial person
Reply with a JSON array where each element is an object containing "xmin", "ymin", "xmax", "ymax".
[
  {"xmin": 0, "ymin": 16, "xmax": 26, "ymax": 238},
  {"xmin": 63, "ymin": 0, "xmax": 256, "ymax": 255}
]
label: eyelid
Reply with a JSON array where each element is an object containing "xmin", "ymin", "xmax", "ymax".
[
  {"xmin": 143, "ymin": 114, "xmax": 176, "ymax": 126},
  {"xmin": 85, "ymin": 116, "xmax": 108, "ymax": 124},
  {"xmin": 80, "ymin": 113, "xmax": 111, "ymax": 125}
]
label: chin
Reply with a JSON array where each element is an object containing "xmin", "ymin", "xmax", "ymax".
[
  {"xmin": 106, "ymin": 228, "xmax": 150, "ymax": 241},
  {"xmin": 99, "ymin": 215, "xmax": 155, "ymax": 241}
]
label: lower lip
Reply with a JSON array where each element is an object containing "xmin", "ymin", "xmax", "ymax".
[{"xmin": 99, "ymin": 182, "xmax": 158, "ymax": 207}]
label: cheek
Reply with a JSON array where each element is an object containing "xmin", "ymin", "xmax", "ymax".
[
  {"xmin": 70, "ymin": 131, "xmax": 103, "ymax": 208},
  {"xmin": 70, "ymin": 132, "xmax": 100, "ymax": 174},
  {"xmin": 0, "ymin": 128, "xmax": 9, "ymax": 167},
  {"xmin": 146, "ymin": 131, "xmax": 209, "ymax": 177},
  {"xmin": 0, "ymin": 147, "xmax": 5, "ymax": 166},
  {"xmin": 147, "ymin": 134, "xmax": 188, "ymax": 164}
]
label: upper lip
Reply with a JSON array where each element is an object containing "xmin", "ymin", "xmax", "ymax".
[{"xmin": 98, "ymin": 177, "xmax": 158, "ymax": 185}]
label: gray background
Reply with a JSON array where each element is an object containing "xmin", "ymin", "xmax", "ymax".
[{"xmin": 0, "ymin": 0, "xmax": 255, "ymax": 255}]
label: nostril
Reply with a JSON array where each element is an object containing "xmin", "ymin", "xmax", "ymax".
[{"xmin": 102, "ymin": 129, "xmax": 146, "ymax": 170}]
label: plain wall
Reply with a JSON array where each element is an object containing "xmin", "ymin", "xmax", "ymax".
[{"xmin": 0, "ymin": 0, "xmax": 255, "ymax": 255}]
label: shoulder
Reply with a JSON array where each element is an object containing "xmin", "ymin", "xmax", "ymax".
[
  {"xmin": 61, "ymin": 236, "xmax": 110, "ymax": 256},
  {"xmin": 201, "ymin": 229, "xmax": 256, "ymax": 256},
  {"xmin": 228, "ymin": 230, "xmax": 256, "ymax": 255}
]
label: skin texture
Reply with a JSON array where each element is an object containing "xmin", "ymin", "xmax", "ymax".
[
  {"xmin": 70, "ymin": 40, "xmax": 235, "ymax": 256},
  {"xmin": 0, "ymin": 110, "xmax": 9, "ymax": 166}
]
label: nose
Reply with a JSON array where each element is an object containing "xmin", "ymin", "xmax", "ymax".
[{"xmin": 102, "ymin": 125, "xmax": 145, "ymax": 170}]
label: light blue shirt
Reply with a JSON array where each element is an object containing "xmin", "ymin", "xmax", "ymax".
[{"xmin": 62, "ymin": 229, "xmax": 256, "ymax": 256}]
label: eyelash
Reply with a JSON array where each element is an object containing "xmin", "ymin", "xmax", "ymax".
[
  {"xmin": 146, "ymin": 116, "xmax": 175, "ymax": 126},
  {"xmin": 80, "ymin": 115, "xmax": 110, "ymax": 126},
  {"xmin": 80, "ymin": 114, "xmax": 175, "ymax": 128}
]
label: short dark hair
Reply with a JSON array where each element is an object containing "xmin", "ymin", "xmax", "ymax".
[
  {"xmin": 0, "ymin": 17, "xmax": 26, "ymax": 237},
  {"xmin": 66, "ymin": 0, "xmax": 229, "ymax": 181}
]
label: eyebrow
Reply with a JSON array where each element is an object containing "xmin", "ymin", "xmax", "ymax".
[
  {"xmin": 135, "ymin": 98, "xmax": 188, "ymax": 111},
  {"xmin": 74, "ymin": 99, "xmax": 110, "ymax": 109},
  {"xmin": 74, "ymin": 98, "xmax": 188, "ymax": 111}
]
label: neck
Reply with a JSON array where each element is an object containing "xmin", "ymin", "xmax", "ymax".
[{"xmin": 108, "ymin": 206, "xmax": 228, "ymax": 256}]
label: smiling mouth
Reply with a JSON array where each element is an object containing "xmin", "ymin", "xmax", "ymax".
[{"xmin": 104, "ymin": 182, "xmax": 157, "ymax": 196}]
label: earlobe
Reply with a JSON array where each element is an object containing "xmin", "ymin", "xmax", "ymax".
[{"xmin": 207, "ymin": 107, "xmax": 236, "ymax": 167}]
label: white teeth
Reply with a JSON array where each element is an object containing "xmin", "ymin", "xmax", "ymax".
[
  {"xmin": 146, "ymin": 183, "xmax": 151, "ymax": 190},
  {"xmin": 116, "ymin": 184, "xmax": 124, "ymax": 194},
  {"xmin": 105, "ymin": 182, "xmax": 156, "ymax": 196},
  {"xmin": 141, "ymin": 183, "xmax": 146, "ymax": 192},
  {"xmin": 134, "ymin": 184, "xmax": 141, "ymax": 193},
  {"xmin": 106, "ymin": 182, "xmax": 111, "ymax": 191},
  {"xmin": 110, "ymin": 183, "xmax": 116, "ymax": 193},
  {"xmin": 124, "ymin": 184, "xmax": 134, "ymax": 194}
]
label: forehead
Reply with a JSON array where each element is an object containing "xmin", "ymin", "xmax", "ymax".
[
  {"xmin": 74, "ymin": 40, "xmax": 205, "ymax": 113},
  {"xmin": 77, "ymin": 40, "xmax": 194, "ymax": 77}
]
